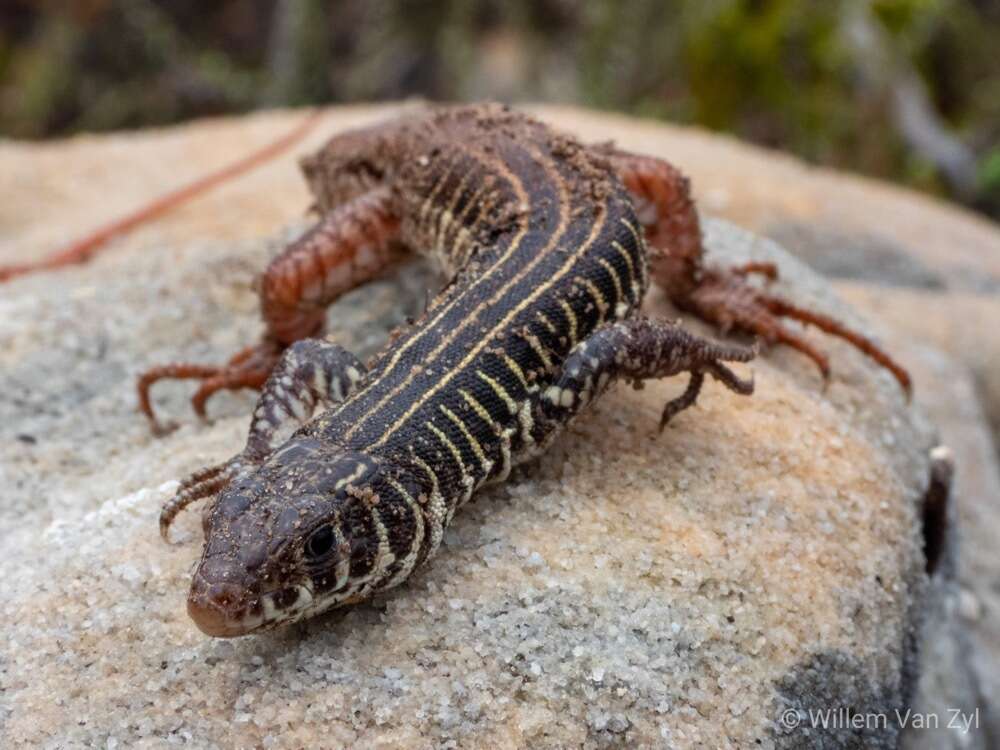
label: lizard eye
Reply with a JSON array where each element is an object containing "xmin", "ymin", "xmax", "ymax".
[{"xmin": 305, "ymin": 526, "xmax": 335, "ymax": 559}]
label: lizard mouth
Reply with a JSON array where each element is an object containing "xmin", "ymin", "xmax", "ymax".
[
  {"xmin": 187, "ymin": 592, "xmax": 256, "ymax": 637},
  {"xmin": 187, "ymin": 576, "xmax": 316, "ymax": 637}
]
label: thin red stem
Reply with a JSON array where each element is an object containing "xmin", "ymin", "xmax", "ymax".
[{"xmin": 1, "ymin": 109, "xmax": 324, "ymax": 283}]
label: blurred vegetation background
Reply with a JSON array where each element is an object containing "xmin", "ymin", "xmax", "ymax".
[{"xmin": 2, "ymin": 0, "xmax": 998, "ymax": 219}]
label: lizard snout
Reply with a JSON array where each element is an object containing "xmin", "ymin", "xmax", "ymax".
[{"xmin": 187, "ymin": 575, "xmax": 261, "ymax": 638}]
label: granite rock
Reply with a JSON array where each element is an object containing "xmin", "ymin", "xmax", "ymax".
[
  {"xmin": 536, "ymin": 105, "xmax": 1000, "ymax": 296},
  {"xmin": 890, "ymin": 345, "xmax": 1000, "ymax": 750},
  {"xmin": 835, "ymin": 283, "xmax": 1000, "ymax": 462},
  {"xmin": 540, "ymin": 104, "xmax": 1000, "ymax": 749},
  {"xmin": 0, "ymin": 106, "xmax": 949, "ymax": 748}
]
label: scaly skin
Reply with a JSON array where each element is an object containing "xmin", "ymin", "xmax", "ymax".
[
  {"xmin": 5, "ymin": 104, "xmax": 911, "ymax": 636},
  {"xmin": 145, "ymin": 105, "xmax": 909, "ymax": 637}
]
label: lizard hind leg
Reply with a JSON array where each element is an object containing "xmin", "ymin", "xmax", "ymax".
[
  {"xmin": 599, "ymin": 145, "xmax": 911, "ymax": 397},
  {"xmin": 688, "ymin": 268, "xmax": 912, "ymax": 397},
  {"xmin": 159, "ymin": 337, "xmax": 369, "ymax": 542},
  {"xmin": 760, "ymin": 293, "xmax": 911, "ymax": 395}
]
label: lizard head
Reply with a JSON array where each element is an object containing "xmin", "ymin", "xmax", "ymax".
[{"xmin": 186, "ymin": 436, "xmax": 425, "ymax": 637}]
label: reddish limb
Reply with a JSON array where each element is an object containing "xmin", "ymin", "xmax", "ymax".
[
  {"xmin": 259, "ymin": 186, "xmax": 403, "ymax": 344},
  {"xmin": 685, "ymin": 269, "xmax": 833, "ymax": 376},
  {"xmin": 596, "ymin": 146, "xmax": 702, "ymax": 300},
  {"xmin": 0, "ymin": 110, "xmax": 323, "ymax": 283},
  {"xmin": 137, "ymin": 344, "xmax": 281, "ymax": 434},
  {"xmin": 760, "ymin": 293, "xmax": 911, "ymax": 393},
  {"xmin": 137, "ymin": 187, "xmax": 404, "ymax": 431},
  {"xmin": 603, "ymin": 146, "xmax": 911, "ymax": 396}
]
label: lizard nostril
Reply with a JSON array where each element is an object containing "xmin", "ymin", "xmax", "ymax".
[{"xmin": 270, "ymin": 587, "xmax": 300, "ymax": 611}]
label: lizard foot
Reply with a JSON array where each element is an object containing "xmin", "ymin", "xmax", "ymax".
[
  {"xmin": 157, "ymin": 336, "xmax": 369, "ymax": 541},
  {"xmin": 137, "ymin": 340, "xmax": 283, "ymax": 433},
  {"xmin": 686, "ymin": 265, "xmax": 911, "ymax": 397},
  {"xmin": 538, "ymin": 316, "xmax": 756, "ymax": 434},
  {"xmin": 160, "ymin": 460, "xmax": 241, "ymax": 542}
]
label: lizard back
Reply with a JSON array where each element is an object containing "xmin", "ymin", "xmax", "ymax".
[{"xmin": 307, "ymin": 106, "xmax": 648, "ymax": 504}]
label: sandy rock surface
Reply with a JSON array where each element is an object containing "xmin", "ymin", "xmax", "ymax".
[
  {"xmin": 836, "ymin": 283, "xmax": 1000, "ymax": 458},
  {"xmin": 0, "ymin": 104, "xmax": 977, "ymax": 748},
  {"xmin": 887, "ymin": 338, "xmax": 1000, "ymax": 750},
  {"xmin": 544, "ymin": 105, "xmax": 1000, "ymax": 451},
  {"xmin": 538, "ymin": 105, "xmax": 1000, "ymax": 294}
]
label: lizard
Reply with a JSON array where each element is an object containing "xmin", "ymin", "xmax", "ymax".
[
  {"xmin": 5, "ymin": 103, "xmax": 909, "ymax": 636},
  {"xmin": 130, "ymin": 104, "xmax": 910, "ymax": 637}
]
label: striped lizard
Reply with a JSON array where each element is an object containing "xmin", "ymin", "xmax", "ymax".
[{"xmin": 118, "ymin": 104, "xmax": 907, "ymax": 636}]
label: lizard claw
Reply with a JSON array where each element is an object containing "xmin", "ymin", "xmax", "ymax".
[
  {"xmin": 137, "ymin": 341, "xmax": 282, "ymax": 432},
  {"xmin": 687, "ymin": 267, "xmax": 910, "ymax": 396},
  {"xmin": 160, "ymin": 457, "xmax": 251, "ymax": 543}
]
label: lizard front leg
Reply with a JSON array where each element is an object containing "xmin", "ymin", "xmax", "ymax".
[
  {"xmin": 159, "ymin": 337, "xmax": 367, "ymax": 541},
  {"xmin": 599, "ymin": 146, "xmax": 912, "ymax": 395},
  {"xmin": 538, "ymin": 315, "xmax": 755, "ymax": 433},
  {"xmin": 138, "ymin": 186, "xmax": 403, "ymax": 432}
]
